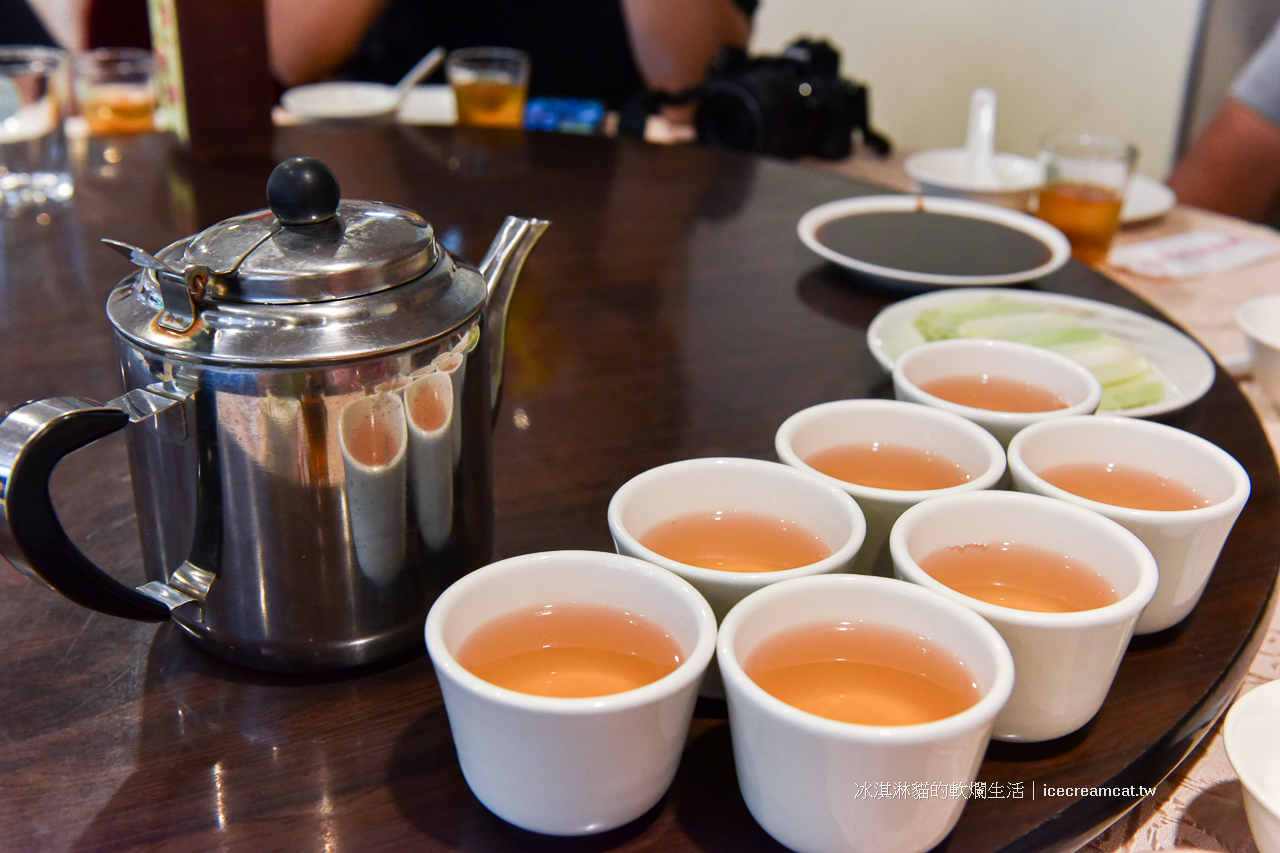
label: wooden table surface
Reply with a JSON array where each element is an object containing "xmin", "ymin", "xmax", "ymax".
[{"xmin": 1, "ymin": 125, "xmax": 1277, "ymax": 853}]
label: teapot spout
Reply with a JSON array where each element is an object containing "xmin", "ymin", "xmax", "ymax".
[{"xmin": 478, "ymin": 216, "xmax": 549, "ymax": 415}]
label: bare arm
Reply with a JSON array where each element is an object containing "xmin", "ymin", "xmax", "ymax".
[
  {"xmin": 265, "ymin": 0, "xmax": 388, "ymax": 86},
  {"xmin": 620, "ymin": 0, "xmax": 751, "ymax": 94},
  {"xmin": 1167, "ymin": 97, "xmax": 1280, "ymax": 222}
]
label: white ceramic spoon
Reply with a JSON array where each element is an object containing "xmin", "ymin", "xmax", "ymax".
[
  {"xmin": 390, "ymin": 45, "xmax": 446, "ymax": 111},
  {"xmin": 963, "ymin": 87, "xmax": 1001, "ymax": 188},
  {"xmin": 281, "ymin": 45, "xmax": 445, "ymax": 120}
]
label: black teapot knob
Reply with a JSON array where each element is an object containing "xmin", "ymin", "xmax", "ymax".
[{"xmin": 266, "ymin": 157, "xmax": 341, "ymax": 226}]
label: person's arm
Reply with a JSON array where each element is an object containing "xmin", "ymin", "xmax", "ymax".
[
  {"xmin": 24, "ymin": 0, "xmax": 89, "ymax": 51},
  {"xmin": 620, "ymin": 0, "xmax": 751, "ymax": 94},
  {"xmin": 265, "ymin": 0, "xmax": 387, "ymax": 86},
  {"xmin": 1167, "ymin": 97, "xmax": 1280, "ymax": 222}
]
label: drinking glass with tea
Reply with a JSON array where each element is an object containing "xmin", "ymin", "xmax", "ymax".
[
  {"xmin": 73, "ymin": 47, "xmax": 156, "ymax": 135},
  {"xmin": 445, "ymin": 47, "xmax": 529, "ymax": 129},
  {"xmin": 1034, "ymin": 131, "xmax": 1138, "ymax": 265}
]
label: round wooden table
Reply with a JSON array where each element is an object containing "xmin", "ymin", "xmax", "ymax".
[{"xmin": 0, "ymin": 124, "xmax": 1275, "ymax": 853}]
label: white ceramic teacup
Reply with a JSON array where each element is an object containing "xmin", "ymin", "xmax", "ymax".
[
  {"xmin": 1224, "ymin": 679, "xmax": 1280, "ymax": 853},
  {"xmin": 890, "ymin": 490, "xmax": 1157, "ymax": 742},
  {"xmin": 1235, "ymin": 294, "xmax": 1280, "ymax": 407},
  {"xmin": 893, "ymin": 338, "xmax": 1103, "ymax": 447},
  {"xmin": 717, "ymin": 574, "xmax": 1014, "ymax": 853},
  {"xmin": 608, "ymin": 457, "xmax": 866, "ymax": 697},
  {"xmin": 424, "ymin": 550, "xmax": 717, "ymax": 835},
  {"xmin": 775, "ymin": 399, "xmax": 1006, "ymax": 576},
  {"xmin": 1007, "ymin": 415, "xmax": 1250, "ymax": 634}
]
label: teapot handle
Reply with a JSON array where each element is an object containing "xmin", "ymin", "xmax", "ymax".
[{"xmin": 0, "ymin": 392, "xmax": 187, "ymax": 622}]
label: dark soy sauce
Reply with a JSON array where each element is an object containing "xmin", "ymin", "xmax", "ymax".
[{"xmin": 816, "ymin": 209, "xmax": 1054, "ymax": 277}]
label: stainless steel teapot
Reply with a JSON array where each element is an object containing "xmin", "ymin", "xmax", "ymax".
[{"xmin": 0, "ymin": 157, "xmax": 548, "ymax": 672}]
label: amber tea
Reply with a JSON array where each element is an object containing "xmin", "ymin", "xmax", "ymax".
[
  {"xmin": 640, "ymin": 510, "xmax": 831, "ymax": 572},
  {"xmin": 1038, "ymin": 461, "xmax": 1212, "ymax": 511},
  {"xmin": 744, "ymin": 620, "xmax": 980, "ymax": 725},
  {"xmin": 804, "ymin": 441, "xmax": 972, "ymax": 490},
  {"xmin": 343, "ymin": 408, "xmax": 403, "ymax": 467},
  {"xmin": 83, "ymin": 85, "xmax": 155, "ymax": 134},
  {"xmin": 453, "ymin": 79, "xmax": 527, "ymax": 128},
  {"xmin": 920, "ymin": 540, "xmax": 1118, "ymax": 613},
  {"xmin": 457, "ymin": 602, "xmax": 682, "ymax": 698},
  {"xmin": 919, "ymin": 374, "xmax": 1068, "ymax": 412},
  {"xmin": 1035, "ymin": 182, "xmax": 1124, "ymax": 266}
]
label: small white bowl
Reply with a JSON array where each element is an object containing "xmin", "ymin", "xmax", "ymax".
[
  {"xmin": 893, "ymin": 338, "xmax": 1103, "ymax": 447},
  {"xmin": 1235, "ymin": 294, "xmax": 1280, "ymax": 406},
  {"xmin": 1224, "ymin": 679, "xmax": 1280, "ymax": 853},
  {"xmin": 905, "ymin": 148, "xmax": 1045, "ymax": 211}
]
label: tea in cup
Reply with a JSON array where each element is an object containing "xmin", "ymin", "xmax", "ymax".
[
  {"xmin": 1035, "ymin": 131, "xmax": 1137, "ymax": 265},
  {"xmin": 774, "ymin": 398, "xmax": 1006, "ymax": 575},
  {"xmin": 1007, "ymin": 414, "xmax": 1250, "ymax": 634},
  {"xmin": 717, "ymin": 574, "xmax": 1014, "ymax": 853},
  {"xmin": 893, "ymin": 338, "xmax": 1103, "ymax": 447},
  {"xmin": 445, "ymin": 47, "xmax": 529, "ymax": 128},
  {"xmin": 607, "ymin": 456, "xmax": 866, "ymax": 697},
  {"xmin": 424, "ymin": 550, "xmax": 717, "ymax": 835},
  {"xmin": 890, "ymin": 490, "xmax": 1158, "ymax": 742},
  {"xmin": 73, "ymin": 47, "xmax": 156, "ymax": 135}
]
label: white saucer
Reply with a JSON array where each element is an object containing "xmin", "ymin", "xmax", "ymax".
[{"xmin": 1122, "ymin": 175, "xmax": 1177, "ymax": 224}]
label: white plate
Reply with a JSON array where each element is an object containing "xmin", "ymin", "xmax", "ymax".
[
  {"xmin": 866, "ymin": 287, "xmax": 1215, "ymax": 418},
  {"xmin": 280, "ymin": 82, "xmax": 399, "ymax": 120},
  {"xmin": 798, "ymin": 194, "xmax": 1071, "ymax": 291},
  {"xmin": 1122, "ymin": 175, "xmax": 1177, "ymax": 224}
]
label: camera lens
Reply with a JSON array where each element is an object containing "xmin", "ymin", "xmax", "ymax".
[
  {"xmin": 695, "ymin": 83, "xmax": 767, "ymax": 152},
  {"xmin": 694, "ymin": 73, "xmax": 823, "ymax": 157}
]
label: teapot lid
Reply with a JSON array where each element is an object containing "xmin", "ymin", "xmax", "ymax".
[
  {"xmin": 172, "ymin": 158, "xmax": 440, "ymax": 304},
  {"xmin": 105, "ymin": 158, "xmax": 489, "ymax": 365}
]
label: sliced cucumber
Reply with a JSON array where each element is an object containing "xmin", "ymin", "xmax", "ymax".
[{"xmin": 910, "ymin": 296, "xmax": 1167, "ymax": 411}]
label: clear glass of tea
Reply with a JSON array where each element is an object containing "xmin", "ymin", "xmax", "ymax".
[
  {"xmin": 445, "ymin": 46, "xmax": 530, "ymax": 129},
  {"xmin": 1034, "ymin": 131, "xmax": 1138, "ymax": 265},
  {"xmin": 73, "ymin": 47, "xmax": 156, "ymax": 135}
]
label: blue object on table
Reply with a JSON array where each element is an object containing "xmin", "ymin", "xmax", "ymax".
[{"xmin": 523, "ymin": 98, "xmax": 606, "ymax": 134}]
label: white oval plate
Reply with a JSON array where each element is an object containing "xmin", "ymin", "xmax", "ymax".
[
  {"xmin": 280, "ymin": 82, "xmax": 398, "ymax": 120},
  {"xmin": 866, "ymin": 287, "xmax": 1215, "ymax": 419},
  {"xmin": 797, "ymin": 194, "xmax": 1071, "ymax": 291}
]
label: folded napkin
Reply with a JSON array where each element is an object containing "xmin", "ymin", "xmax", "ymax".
[{"xmin": 1108, "ymin": 230, "xmax": 1280, "ymax": 279}]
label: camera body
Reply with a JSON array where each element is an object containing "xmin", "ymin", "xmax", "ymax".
[{"xmin": 692, "ymin": 39, "xmax": 890, "ymax": 160}]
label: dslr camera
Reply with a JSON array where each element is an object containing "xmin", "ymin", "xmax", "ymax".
[{"xmin": 691, "ymin": 39, "xmax": 890, "ymax": 160}]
